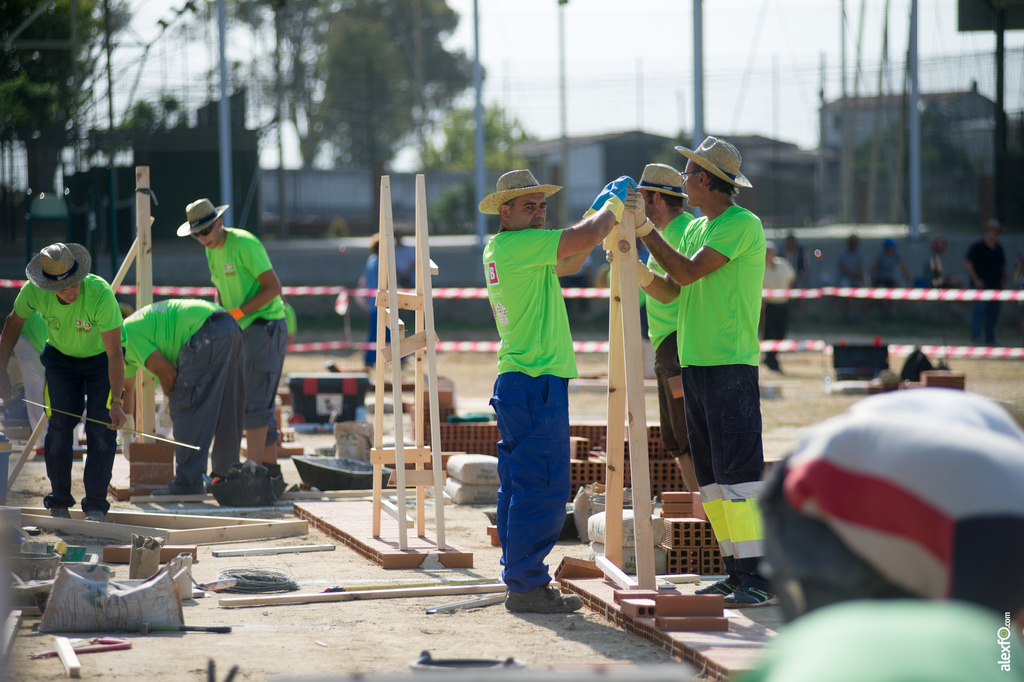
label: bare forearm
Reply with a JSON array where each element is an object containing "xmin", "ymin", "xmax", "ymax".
[
  {"xmin": 641, "ymin": 272, "xmax": 680, "ymax": 305},
  {"xmin": 555, "ymin": 250, "xmax": 590, "ymax": 277}
]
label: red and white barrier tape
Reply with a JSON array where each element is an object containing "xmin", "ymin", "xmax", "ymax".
[{"xmin": 3, "ymin": 278, "xmax": 1023, "ymax": 301}]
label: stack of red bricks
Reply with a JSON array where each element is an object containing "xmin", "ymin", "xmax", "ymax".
[
  {"xmin": 616, "ymin": 589, "xmax": 728, "ymax": 632},
  {"xmin": 660, "ymin": 491, "xmax": 723, "ymax": 576}
]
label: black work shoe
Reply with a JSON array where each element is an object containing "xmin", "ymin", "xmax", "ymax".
[
  {"xmin": 505, "ymin": 585, "xmax": 583, "ymax": 614},
  {"xmin": 723, "ymin": 585, "xmax": 778, "ymax": 607},
  {"xmin": 695, "ymin": 578, "xmax": 740, "ymax": 596},
  {"xmin": 49, "ymin": 507, "xmax": 71, "ymax": 519},
  {"xmin": 83, "ymin": 510, "xmax": 106, "ymax": 522}
]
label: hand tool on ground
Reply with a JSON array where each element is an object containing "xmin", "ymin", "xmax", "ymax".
[
  {"xmin": 191, "ymin": 577, "xmax": 238, "ymax": 593},
  {"xmin": 23, "ymin": 399, "xmax": 200, "ymax": 449},
  {"xmin": 139, "ymin": 623, "xmax": 232, "ymax": 634},
  {"xmin": 425, "ymin": 594, "xmax": 505, "ymax": 614},
  {"xmin": 31, "ymin": 637, "xmax": 133, "ymax": 658},
  {"xmin": 321, "ymin": 577, "xmax": 496, "ymax": 593}
]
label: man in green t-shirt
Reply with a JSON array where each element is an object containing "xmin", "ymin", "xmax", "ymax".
[
  {"xmin": 635, "ymin": 137, "xmax": 772, "ymax": 607},
  {"xmin": 0, "ymin": 243, "xmax": 126, "ymax": 521},
  {"xmin": 481, "ymin": 169, "xmax": 627, "ymax": 614},
  {"xmin": 635, "ymin": 163, "xmax": 697, "ymax": 493},
  {"xmin": 179, "ymin": 199, "xmax": 287, "ymax": 492},
  {"xmin": 122, "ymin": 299, "xmax": 244, "ymax": 495}
]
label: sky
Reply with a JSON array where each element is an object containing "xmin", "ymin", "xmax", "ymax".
[{"xmin": 103, "ymin": 0, "xmax": 1024, "ymax": 172}]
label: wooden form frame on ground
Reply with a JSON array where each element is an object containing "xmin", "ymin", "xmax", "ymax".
[
  {"xmin": 370, "ymin": 175, "xmax": 447, "ymax": 552},
  {"xmin": 19, "ymin": 507, "xmax": 307, "ymax": 545},
  {"xmin": 602, "ymin": 211, "xmax": 657, "ymax": 590},
  {"xmin": 5, "ymin": 167, "xmax": 158, "ymax": 496}
]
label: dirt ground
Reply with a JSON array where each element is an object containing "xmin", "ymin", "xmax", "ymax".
[{"xmin": 6, "ymin": 349, "xmax": 1024, "ymax": 681}]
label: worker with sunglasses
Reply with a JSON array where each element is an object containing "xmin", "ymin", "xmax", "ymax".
[{"xmin": 177, "ymin": 199, "xmax": 287, "ymax": 495}]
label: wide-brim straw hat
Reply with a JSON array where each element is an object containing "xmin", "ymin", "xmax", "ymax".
[
  {"xmin": 675, "ymin": 136, "xmax": 753, "ymax": 188},
  {"xmin": 177, "ymin": 198, "xmax": 229, "ymax": 237},
  {"xmin": 478, "ymin": 170, "xmax": 561, "ymax": 215},
  {"xmin": 25, "ymin": 242, "xmax": 91, "ymax": 292},
  {"xmin": 638, "ymin": 163, "xmax": 686, "ymax": 198}
]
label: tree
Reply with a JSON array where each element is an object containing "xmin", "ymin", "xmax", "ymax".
[
  {"xmin": 421, "ymin": 104, "xmax": 531, "ymax": 171},
  {"xmin": 422, "ymin": 104, "xmax": 533, "ymax": 233},
  {"xmin": 312, "ymin": 0, "xmax": 473, "ymax": 168},
  {"xmin": 0, "ymin": 0, "xmax": 126, "ymax": 191}
]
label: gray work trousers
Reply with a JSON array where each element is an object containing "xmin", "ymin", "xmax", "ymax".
[{"xmin": 167, "ymin": 312, "xmax": 245, "ymax": 490}]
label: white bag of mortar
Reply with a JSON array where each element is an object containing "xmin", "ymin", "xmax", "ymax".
[
  {"xmin": 445, "ymin": 454, "xmax": 499, "ymax": 485},
  {"xmin": 443, "ymin": 477, "xmax": 498, "ymax": 505},
  {"xmin": 588, "ymin": 510, "xmax": 665, "ymax": 547}
]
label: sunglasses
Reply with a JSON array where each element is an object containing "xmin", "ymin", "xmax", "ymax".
[{"xmin": 192, "ymin": 224, "xmax": 215, "ymax": 239}]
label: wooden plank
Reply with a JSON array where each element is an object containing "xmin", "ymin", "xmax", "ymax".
[
  {"xmin": 55, "ymin": 636, "xmax": 82, "ymax": 678},
  {"xmin": 378, "ymin": 330, "xmax": 430, "ymax": 365},
  {"xmin": 4, "ymin": 609, "xmax": 23, "ymax": 660},
  {"xmin": 615, "ymin": 213, "xmax": 656, "ymax": 590},
  {"xmin": 416, "ymin": 173, "xmax": 447, "ymax": 549},
  {"xmin": 219, "ymin": 582, "xmax": 505, "ymax": 609},
  {"xmin": 604, "ymin": 233, "xmax": 626, "ymax": 569},
  {"xmin": 131, "ymin": 489, "xmax": 375, "ymax": 503},
  {"xmin": 212, "ymin": 544, "xmax": 335, "ymax": 558},
  {"xmin": 375, "ymin": 290, "xmax": 424, "ymax": 312},
  {"xmin": 380, "ymin": 500, "xmax": 415, "ymax": 527},
  {"xmin": 596, "ymin": 555, "xmax": 637, "ymax": 590},
  {"xmin": 102, "ymin": 545, "xmax": 198, "ymax": 564},
  {"xmin": 386, "ymin": 469, "xmax": 436, "ymax": 487},
  {"xmin": 371, "ymin": 447, "xmax": 432, "ymax": 465}
]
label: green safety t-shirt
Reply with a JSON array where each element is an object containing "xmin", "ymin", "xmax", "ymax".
[
  {"xmin": 122, "ymin": 299, "xmax": 221, "ymax": 376},
  {"xmin": 206, "ymin": 228, "xmax": 285, "ymax": 330},
  {"xmin": 645, "ymin": 212, "xmax": 694, "ymax": 351},
  {"xmin": 21, "ymin": 312, "xmax": 48, "ymax": 353},
  {"xmin": 675, "ymin": 205, "xmax": 765, "ymax": 367},
  {"xmin": 283, "ymin": 301, "xmax": 297, "ymax": 335},
  {"xmin": 13, "ymin": 274, "xmax": 121, "ymax": 358},
  {"xmin": 483, "ymin": 229, "xmax": 577, "ymax": 378}
]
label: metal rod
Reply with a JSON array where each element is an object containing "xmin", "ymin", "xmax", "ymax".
[{"xmin": 22, "ymin": 400, "xmax": 200, "ymax": 450}]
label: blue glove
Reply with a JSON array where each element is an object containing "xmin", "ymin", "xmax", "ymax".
[{"xmin": 584, "ymin": 176, "xmax": 637, "ymax": 222}]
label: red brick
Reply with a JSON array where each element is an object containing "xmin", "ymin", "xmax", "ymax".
[
  {"xmin": 655, "ymin": 616, "xmax": 729, "ymax": 632},
  {"xmin": 620, "ymin": 598, "xmax": 657, "ymax": 617},
  {"xmin": 654, "ymin": 594, "xmax": 724, "ymax": 616},
  {"xmin": 612, "ymin": 588, "xmax": 662, "ymax": 604}
]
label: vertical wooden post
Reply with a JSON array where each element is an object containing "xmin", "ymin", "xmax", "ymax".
[
  {"xmin": 134, "ymin": 167, "xmax": 156, "ymax": 443},
  {"xmin": 603, "ymin": 232, "xmax": 625, "ymax": 568},
  {"xmin": 604, "ymin": 211, "xmax": 656, "ymax": 591}
]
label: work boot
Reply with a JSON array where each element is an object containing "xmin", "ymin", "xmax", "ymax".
[
  {"xmin": 49, "ymin": 507, "xmax": 71, "ymax": 519},
  {"xmin": 83, "ymin": 510, "xmax": 106, "ymax": 522},
  {"xmin": 695, "ymin": 577, "xmax": 740, "ymax": 596},
  {"xmin": 505, "ymin": 584, "xmax": 583, "ymax": 614}
]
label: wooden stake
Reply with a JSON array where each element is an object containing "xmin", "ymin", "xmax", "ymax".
[
  {"xmin": 54, "ymin": 636, "xmax": 82, "ymax": 678},
  {"xmin": 211, "ymin": 544, "xmax": 335, "ymax": 558},
  {"xmin": 3, "ymin": 610, "xmax": 23, "ymax": 661},
  {"xmin": 218, "ymin": 582, "xmax": 506, "ymax": 608}
]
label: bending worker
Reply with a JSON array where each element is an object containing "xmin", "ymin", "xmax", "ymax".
[{"xmin": 121, "ymin": 299, "xmax": 245, "ymax": 495}]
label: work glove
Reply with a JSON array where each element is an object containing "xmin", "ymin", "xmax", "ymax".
[
  {"xmin": 583, "ymin": 176, "xmax": 637, "ymax": 223},
  {"xmin": 120, "ymin": 413, "xmax": 137, "ymax": 443},
  {"xmin": 626, "ymin": 189, "xmax": 653, "ymax": 236},
  {"xmin": 636, "ymin": 260, "xmax": 656, "ymax": 287}
]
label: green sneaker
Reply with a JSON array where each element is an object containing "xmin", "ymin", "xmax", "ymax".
[
  {"xmin": 505, "ymin": 585, "xmax": 583, "ymax": 614},
  {"xmin": 695, "ymin": 578, "xmax": 739, "ymax": 596},
  {"xmin": 723, "ymin": 585, "xmax": 778, "ymax": 607}
]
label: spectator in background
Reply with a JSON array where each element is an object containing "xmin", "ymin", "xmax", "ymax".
[
  {"xmin": 357, "ymin": 234, "xmax": 383, "ymax": 369},
  {"xmin": 964, "ymin": 218, "xmax": 1006, "ymax": 345},
  {"xmin": 783, "ymin": 232, "xmax": 809, "ymax": 321},
  {"xmin": 1014, "ymin": 248, "xmax": 1024, "ymax": 347},
  {"xmin": 870, "ymin": 238, "xmax": 911, "ymax": 319},
  {"xmin": 393, "ymin": 232, "xmax": 417, "ymax": 289},
  {"xmin": 923, "ymin": 237, "xmax": 964, "ymax": 289},
  {"xmin": 760, "ymin": 241, "xmax": 795, "ymax": 374},
  {"xmin": 836, "ymin": 234, "xmax": 864, "ymax": 322}
]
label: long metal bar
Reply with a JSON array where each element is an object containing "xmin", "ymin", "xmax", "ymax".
[{"xmin": 22, "ymin": 400, "xmax": 199, "ymax": 450}]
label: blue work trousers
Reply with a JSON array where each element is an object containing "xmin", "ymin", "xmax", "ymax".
[
  {"xmin": 40, "ymin": 346, "xmax": 117, "ymax": 514},
  {"xmin": 490, "ymin": 372, "xmax": 570, "ymax": 593}
]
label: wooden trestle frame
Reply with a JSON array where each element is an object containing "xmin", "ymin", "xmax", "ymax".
[
  {"xmin": 600, "ymin": 210, "xmax": 657, "ymax": 590},
  {"xmin": 370, "ymin": 175, "xmax": 447, "ymax": 551}
]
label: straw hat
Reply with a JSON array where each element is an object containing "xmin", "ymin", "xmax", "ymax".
[
  {"xmin": 177, "ymin": 198, "xmax": 229, "ymax": 237},
  {"xmin": 638, "ymin": 163, "xmax": 686, "ymax": 198},
  {"xmin": 675, "ymin": 136, "xmax": 752, "ymax": 188},
  {"xmin": 478, "ymin": 170, "xmax": 561, "ymax": 215},
  {"xmin": 25, "ymin": 242, "xmax": 91, "ymax": 292}
]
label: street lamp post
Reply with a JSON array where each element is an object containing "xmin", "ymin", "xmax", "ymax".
[{"xmin": 558, "ymin": 0, "xmax": 569, "ymax": 229}]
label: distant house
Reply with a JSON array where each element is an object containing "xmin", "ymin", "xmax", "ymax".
[
  {"xmin": 820, "ymin": 84, "xmax": 996, "ymax": 172},
  {"xmin": 516, "ymin": 131, "xmax": 674, "ymax": 220}
]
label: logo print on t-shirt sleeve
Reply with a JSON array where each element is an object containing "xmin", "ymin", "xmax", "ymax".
[{"xmin": 494, "ymin": 301, "xmax": 509, "ymax": 327}]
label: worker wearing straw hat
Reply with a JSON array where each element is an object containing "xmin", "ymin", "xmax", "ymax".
[
  {"xmin": 481, "ymin": 169, "xmax": 638, "ymax": 614},
  {"xmin": 179, "ymin": 199, "xmax": 288, "ymax": 495},
  {"xmin": 632, "ymin": 136, "xmax": 773, "ymax": 607},
  {"xmin": 0, "ymin": 243, "xmax": 127, "ymax": 521},
  {"xmin": 635, "ymin": 163, "xmax": 698, "ymax": 492}
]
